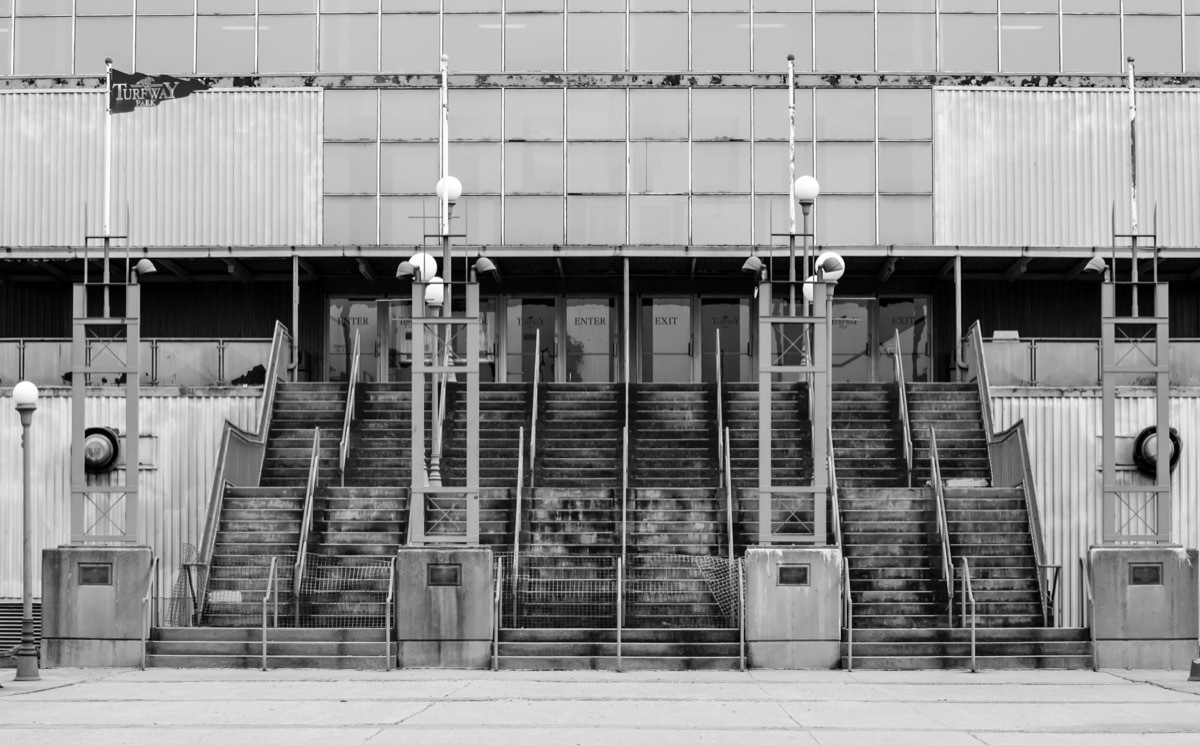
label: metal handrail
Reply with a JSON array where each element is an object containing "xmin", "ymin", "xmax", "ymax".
[
  {"xmin": 725, "ymin": 427, "xmax": 734, "ymax": 560},
  {"xmin": 529, "ymin": 328, "xmax": 541, "ymax": 488},
  {"xmin": 616, "ymin": 555, "xmax": 624, "ymax": 671},
  {"xmin": 293, "ymin": 427, "xmax": 322, "ymax": 601},
  {"xmin": 1079, "ymin": 555, "xmax": 1098, "ymax": 671},
  {"xmin": 829, "ymin": 427, "xmax": 842, "ymax": 549},
  {"xmin": 737, "ymin": 556, "xmax": 746, "ymax": 671},
  {"xmin": 966, "ymin": 321, "xmax": 997, "ymax": 443},
  {"xmin": 513, "ymin": 425, "xmax": 525, "ymax": 624},
  {"xmin": 930, "ymin": 427, "xmax": 955, "ymax": 620},
  {"xmin": 492, "ymin": 559, "xmax": 503, "ymax": 672},
  {"xmin": 893, "ymin": 328, "xmax": 914, "ymax": 487},
  {"xmin": 960, "ymin": 557, "xmax": 977, "ymax": 673},
  {"xmin": 339, "ymin": 329, "xmax": 361, "ymax": 486},
  {"xmin": 140, "ymin": 555, "xmax": 159, "ymax": 670},
  {"xmin": 621, "ymin": 425, "xmax": 629, "ymax": 563},
  {"xmin": 384, "ymin": 556, "xmax": 396, "ymax": 671},
  {"xmin": 843, "ymin": 558, "xmax": 854, "ymax": 672},
  {"xmin": 715, "ymin": 328, "xmax": 724, "ymax": 469},
  {"xmin": 261, "ymin": 556, "xmax": 279, "ymax": 671}
]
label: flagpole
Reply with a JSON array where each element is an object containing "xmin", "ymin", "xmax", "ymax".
[{"xmin": 104, "ymin": 57, "xmax": 114, "ymax": 317}]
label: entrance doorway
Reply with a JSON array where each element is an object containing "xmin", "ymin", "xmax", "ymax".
[
  {"xmin": 505, "ymin": 296, "xmax": 617, "ymax": 383},
  {"xmin": 831, "ymin": 297, "xmax": 931, "ymax": 383}
]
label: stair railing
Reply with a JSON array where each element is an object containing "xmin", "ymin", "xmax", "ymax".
[
  {"xmin": 725, "ymin": 427, "xmax": 734, "ymax": 560},
  {"xmin": 384, "ymin": 556, "xmax": 396, "ymax": 671},
  {"xmin": 842, "ymin": 558, "xmax": 854, "ymax": 672},
  {"xmin": 893, "ymin": 328, "xmax": 914, "ymax": 487},
  {"xmin": 195, "ymin": 321, "xmax": 291, "ymax": 623},
  {"xmin": 1079, "ymin": 555, "xmax": 1098, "ymax": 671},
  {"xmin": 261, "ymin": 556, "xmax": 280, "ymax": 671},
  {"xmin": 959, "ymin": 557, "xmax": 977, "ymax": 673},
  {"xmin": 621, "ymin": 424, "xmax": 629, "ymax": 563},
  {"xmin": 616, "ymin": 555, "xmax": 624, "ymax": 672},
  {"xmin": 140, "ymin": 555, "xmax": 159, "ymax": 670},
  {"xmin": 339, "ymin": 329, "xmax": 361, "ymax": 487},
  {"xmin": 829, "ymin": 427, "xmax": 843, "ymax": 549},
  {"xmin": 929, "ymin": 427, "xmax": 955, "ymax": 623},
  {"xmin": 715, "ymin": 328, "xmax": 725, "ymax": 473},
  {"xmin": 513, "ymin": 425, "xmax": 525, "ymax": 623},
  {"xmin": 492, "ymin": 558, "xmax": 503, "ymax": 672},
  {"xmin": 529, "ymin": 328, "xmax": 541, "ymax": 488},
  {"xmin": 737, "ymin": 554, "xmax": 746, "ymax": 671},
  {"xmin": 293, "ymin": 427, "xmax": 322, "ymax": 606}
]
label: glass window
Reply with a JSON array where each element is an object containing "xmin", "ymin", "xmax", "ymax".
[
  {"xmin": 324, "ymin": 143, "xmax": 378, "ymax": 193},
  {"xmin": 262, "ymin": 0, "xmax": 319, "ymax": 10},
  {"xmin": 692, "ymin": 13, "xmax": 750, "ymax": 72},
  {"xmin": 630, "ymin": 89, "xmax": 688, "ymax": 139},
  {"xmin": 199, "ymin": 0, "xmax": 255, "ymax": 11},
  {"xmin": 879, "ymin": 142, "xmax": 932, "ymax": 193},
  {"xmin": 630, "ymin": 142, "xmax": 688, "ymax": 193},
  {"xmin": 695, "ymin": 0, "xmax": 747, "ymax": 9},
  {"xmin": 259, "ymin": 14, "xmax": 316, "ymax": 73},
  {"xmin": 815, "ymin": 13, "xmax": 874, "ymax": 72},
  {"xmin": 446, "ymin": 0, "xmax": 502, "ymax": 9},
  {"xmin": 629, "ymin": 195, "xmax": 688, "ymax": 245},
  {"xmin": 879, "ymin": 195, "xmax": 932, "ymax": 245},
  {"xmin": 941, "ymin": 14, "xmax": 998, "ymax": 73},
  {"xmin": 379, "ymin": 196, "xmax": 428, "ymax": 246},
  {"xmin": 197, "ymin": 15, "xmax": 255, "ymax": 73},
  {"xmin": 567, "ymin": 89, "xmax": 625, "ymax": 140},
  {"xmin": 1062, "ymin": 0, "xmax": 1118, "ymax": 9},
  {"xmin": 693, "ymin": 89, "xmax": 751, "ymax": 140},
  {"xmin": 1062, "ymin": 15, "xmax": 1119, "ymax": 74},
  {"xmin": 753, "ymin": 142, "xmax": 815, "ymax": 194},
  {"xmin": 17, "ymin": 0, "xmax": 73, "ymax": 13},
  {"xmin": 629, "ymin": 13, "xmax": 687, "ymax": 71},
  {"xmin": 381, "ymin": 90, "xmax": 439, "ymax": 140},
  {"xmin": 567, "ymin": 196, "xmax": 625, "ymax": 244},
  {"xmin": 322, "ymin": 0, "xmax": 377, "ymax": 10},
  {"xmin": 692, "ymin": 142, "xmax": 751, "ymax": 193},
  {"xmin": 692, "ymin": 195, "xmax": 751, "ymax": 245},
  {"xmin": 14, "ymin": 17, "xmax": 72, "ymax": 75},
  {"xmin": 1127, "ymin": 0, "xmax": 1183, "ymax": 12},
  {"xmin": 505, "ymin": 196, "xmax": 564, "ymax": 244},
  {"xmin": 324, "ymin": 196, "xmax": 377, "ymax": 246},
  {"xmin": 815, "ymin": 0, "xmax": 871, "ymax": 9},
  {"xmin": 460, "ymin": 195, "xmax": 502, "ymax": 244},
  {"xmin": 816, "ymin": 143, "xmax": 875, "ymax": 194},
  {"xmin": 757, "ymin": 0, "xmax": 811, "ymax": 9},
  {"xmin": 567, "ymin": 12, "xmax": 625, "ymax": 72},
  {"xmin": 381, "ymin": 143, "xmax": 439, "ymax": 195},
  {"xmin": 136, "ymin": 15, "xmax": 194, "ymax": 74},
  {"xmin": 878, "ymin": 14, "xmax": 935, "ymax": 73},
  {"xmin": 506, "ymin": 142, "xmax": 565, "ymax": 194},
  {"xmin": 381, "ymin": 13, "xmax": 440, "ymax": 74},
  {"xmin": 0, "ymin": 20, "xmax": 10, "ymax": 76},
  {"xmin": 451, "ymin": 90, "xmax": 502, "ymax": 140},
  {"xmin": 136, "ymin": 0, "xmax": 194, "ymax": 11},
  {"xmin": 79, "ymin": 1, "xmax": 135, "ymax": 14},
  {"xmin": 941, "ymin": 0, "xmax": 994, "ymax": 9},
  {"xmin": 878, "ymin": 89, "xmax": 932, "ymax": 140},
  {"xmin": 815, "ymin": 89, "xmax": 874, "ymax": 142},
  {"xmin": 753, "ymin": 88, "xmax": 813, "ymax": 141},
  {"xmin": 76, "ymin": 17, "xmax": 134, "ymax": 75},
  {"xmin": 753, "ymin": 194, "xmax": 790, "ymax": 245},
  {"xmin": 816, "ymin": 195, "xmax": 874, "ymax": 245},
  {"xmin": 1126, "ymin": 16, "xmax": 1182, "ymax": 74},
  {"xmin": 878, "ymin": 0, "xmax": 934, "ymax": 8},
  {"xmin": 753, "ymin": 13, "xmax": 812, "ymax": 73},
  {"xmin": 324, "ymin": 90, "xmax": 377, "ymax": 140},
  {"xmin": 506, "ymin": 13, "xmax": 564, "ymax": 72},
  {"xmin": 1001, "ymin": 14, "xmax": 1058, "ymax": 73},
  {"xmin": 444, "ymin": 14, "xmax": 502, "ymax": 72},
  {"xmin": 631, "ymin": 0, "xmax": 687, "ymax": 9},
  {"xmin": 320, "ymin": 14, "xmax": 378, "ymax": 73},
  {"xmin": 451, "ymin": 142, "xmax": 502, "ymax": 194},
  {"xmin": 569, "ymin": 0, "xmax": 624, "ymax": 8},
  {"xmin": 505, "ymin": 89, "xmax": 564, "ymax": 140},
  {"xmin": 1188, "ymin": 17, "xmax": 1200, "ymax": 73},
  {"xmin": 1002, "ymin": 0, "xmax": 1057, "ymax": 10},
  {"xmin": 567, "ymin": 143, "xmax": 626, "ymax": 193},
  {"xmin": 510, "ymin": 0, "xmax": 564, "ymax": 9}
]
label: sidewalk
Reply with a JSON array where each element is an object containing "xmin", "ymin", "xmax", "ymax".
[{"xmin": 1, "ymin": 667, "xmax": 1199, "ymax": 744}]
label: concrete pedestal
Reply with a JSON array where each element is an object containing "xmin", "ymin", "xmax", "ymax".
[
  {"xmin": 395, "ymin": 547, "xmax": 493, "ymax": 668},
  {"xmin": 745, "ymin": 547, "xmax": 841, "ymax": 669},
  {"xmin": 41, "ymin": 545, "xmax": 153, "ymax": 668},
  {"xmin": 1090, "ymin": 546, "xmax": 1199, "ymax": 670}
]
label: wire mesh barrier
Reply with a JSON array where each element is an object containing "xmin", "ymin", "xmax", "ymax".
[
  {"xmin": 198, "ymin": 553, "xmax": 297, "ymax": 628},
  {"xmin": 165, "ymin": 544, "xmax": 201, "ymax": 627},
  {"xmin": 496, "ymin": 553, "xmax": 619, "ymax": 629},
  {"xmin": 624, "ymin": 555, "xmax": 741, "ymax": 630},
  {"xmin": 294, "ymin": 553, "xmax": 393, "ymax": 628}
]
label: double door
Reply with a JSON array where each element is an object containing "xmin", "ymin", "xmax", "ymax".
[
  {"xmin": 832, "ymin": 297, "xmax": 931, "ymax": 383},
  {"xmin": 640, "ymin": 297, "xmax": 753, "ymax": 383},
  {"xmin": 506, "ymin": 297, "xmax": 617, "ymax": 383}
]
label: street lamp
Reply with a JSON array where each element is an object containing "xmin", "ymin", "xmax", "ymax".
[
  {"xmin": 12, "ymin": 380, "xmax": 39, "ymax": 682},
  {"xmin": 793, "ymin": 175, "xmax": 820, "ymax": 316}
]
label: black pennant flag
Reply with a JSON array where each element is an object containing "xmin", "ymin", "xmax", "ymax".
[{"xmin": 109, "ymin": 69, "xmax": 211, "ymax": 114}]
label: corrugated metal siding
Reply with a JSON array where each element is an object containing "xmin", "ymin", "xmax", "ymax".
[
  {"xmin": 0, "ymin": 90, "xmax": 319, "ymax": 247},
  {"xmin": 990, "ymin": 390, "xmax": 1200, "ymax": 627},
  {"xmin": 0, "ymin": 389, "xmax": 259, "ymax": 601},
  {"xmin": 935, "ymin": 88, "xmax": 1200, "ymax": 247}
]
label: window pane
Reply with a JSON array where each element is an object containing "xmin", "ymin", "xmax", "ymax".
[
  {"xmin": 506, "ymin": 89, "xmax": 564, "ymax": 140},
  {"xmin": 941, "ymin": 14, "xmax": 998, "ymax": 73},
  {"xmin": 17, "ymin": 0, "xmax": 72, "ymax": 13},
  {"xmin": 382, "ymin": 14, "xmax": 439, "ymax": 74},
  {"xmin": 444, "ymin": 14, "xmax": 502, "ymax": 72},
  {"xmin": 879, "ymin": 195, "xmax": 932, "ymax": 245},
  {"xmin": 757, "ymin": 0, "xmax": 812, "ymax": 9},
  {"xmin": 136, "ymin": 0, "xmax": 193, "ymax": 11},
  {"xmin": 510, "ymin": 0, "xmax": 564, "ymax": 8},
  {"xmin": 694, "ymin": 0, "xmax": 747, "ymax": 9},
  {"xmin": 878, "ymin": 0, "xmax": 934, "ymax": 8},
  {"xmin": 878, "ymin": 89, "xmax": 932, "ymax": 140},
  {"xmin": 15, "ymin": 17, "xmax": 72, "ymax": 75},
  {"xmin": 451, "ymin": 142, "xmax": 502, "ymax": 194},
  {"xmin": 452, "ymin": 90, "xmax": 503, "ymax": 140},
  {"xmin": 567, "ymin": 143, "xmax": 625, "ymax": 193},
  {"xmin": 507, "ymin": 13, "xmax": 564, "ymax": 72},
  {"xmin": 505, "ymin": 196, "xmax": 564, "ymax": 244},
  {"xmin": 1062, "ymin": 0, "xmax": 1119, "ymax": 10},
  {"xmin": 200, "ymin": 0, "xmax": 255, "ymax": 11},
  {"xmin": 1126, "ymin": 16, "xmax": 1182, "ymax": 74},
  {"xmin": 693, "ymin": 142, "xmax": 751, "ymax": 193},
  {"xmin": 753, "ymin": 13, "xmax": 812, "ymax": 73},
  {"xmin": 381, "ymin": 143, "xmax": 439, "ymax": 194},
  {"xmin": 816, "ymin": 195, "xmax": 874, "ymax": 245},
  {"xmin": 380, "ymin": 196, "xmax": 427, "ymax": 246},
  {"xmin": 754, "ymin": 88, "xmax": 813, "ymax": 141},
  {"xmin": 631, "ymin": 0, "xmax": 687, "ymax": 9},
  {"xmin": 567, "ymin": 196, "xmax": 625, "ymax": 244},
  {"xmin": 815, "ymin": 89, "xmax": 874, "ymax": 141},
  {"xmin": 567, "ymin": 89, "xmax": 626, "ymax": 140},
  {"xmin": 629, "ymin": 13, "xmax": 687, "ymax": 71},
  {"xmin": 136, "ymin": 16, "xmax": 194, "ymax": 74},
  {"xmin": 569, "ymin": 0, "xmax": 625, "ymax": 8},
  {"xmin": 1127, "ymin": 0, "xmax": 1183, "ymax": 11},
  {"xmin": 262, "ymin": 0, "xmax": 319, "ymax": 10},
  {"xmin": 461, "ymin": 195, "xmax": 502, "ymax": 244},
  {"xmin": 879, "ymin": 142, "xmax": 932, "ymax": 193},
  {"xmin": 815, "ymin": 13, "xmax": 874, "ymax": 72},
  {"xmin": 567, "ymin": 12, "xmax": 624, "ymax": 71},
  {"xmin": 693, "ymin": 89, "xmax": 751, "ymax": 140},
  {"xmin": 320, "ymin": 14, "xmax": 378, "ymax": 73},
  {"xmin": 815, "ymin": 0, "xmax": 871, "ymax": 9},
  {"xmin": 259, "ymin": 14, "xmax": 316, "ymax": 73},
  {"xmin": 0, "ymin": 20, "xmax": 10, "ymax": 76},
  {"xmin": 941, "ymin": 0, "xmax": 995, "ymax": 9},
  {"xmin": 631, "ymin": 142, "xmax": 688, "ymax": 193},
  {"xmin": 325, "ymin": 143, "xmax": 378, "ymax": 193},
  {"xmin": 507, "ymin": 143, "xmax": 564, "ymax": 194},
  {"xmin": 630, "ymin": 195, "xmax": 688, "ymax": 244},
  {"xmin": 324, "ymin": 196, "xmax": 378, "ymax": 245},
  {"xmin": 1188, "ymin": 17, "xmax": 1200, "ymax": 73},
  {"xmin": 692, "ymin": 195, "xmax": 751, "ymax": 245},
  {"xmin": 753, "ymin": 142, "xmax": 815, "ymax": 194},
  {"xmin": 76, "ymin": 17, "xmax": 133, "ymax": 75},
  {"xmin": 1001, "ymin": 14, "xmax": 1058, "ymax": 73},
  {"xmin": 1002, "ymin": 0, "xmax": 1057, "ymax": 10},
  {"xmin": 753, "ymin": 194, "xmax": 789, "ymax": 245},
  {"xmin": 692, "ymin": 13, "xmax": 750, "ymax": 72},
  {"xmin": 878, "ymin": 14, "xmax": 935, "ymax": 73},
  {"xmin": 381, "ymin": 89, "xmax": 439, "ymax": 140},
  {"xmin": 1062, "ymin": 16, "xmax": 1119, "ymax": 73},
  {"xmin": 446, "ymin": 0, "xmax": 502, "ymax": 9},
  {"xmin": 630, "ymin": 89, "xmax": 688, "ymax": 139},
  {"xmin": 816, "ymin": 143, "xmax": 875, "ymax": 194},
  {"xmin": 323, "ymin": 0, "xmax": 377, "ymax": 10},
  {"xmin": 325, "ymin": 90, "xmax": 377, "ymax": 140},
  {"xmin": 197, "ymin": 16, "xmax": 255, "ymax": 74},
  {"xmin": 78, "ymin": 0, "xmax": 135, "ymax": 12}
]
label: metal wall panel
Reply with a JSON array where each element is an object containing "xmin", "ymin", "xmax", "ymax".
[
  {"xmin": 935, "ymin": 88, "xmax": 1200, "ymax": 247},
  {"xmin": 990, "ymin": 389, "xmax": 1200, "ymax": 627},
  {"xmin": 0, "ymin": 90, "xmax": 320, "ymax": 247},
  {"xmin": 0, "ymin": 389, "xmax": 259, "ymax": 600}
]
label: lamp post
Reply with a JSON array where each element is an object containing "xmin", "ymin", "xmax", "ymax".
[
  {"xmin": 12, "ymin": 380, "xmax": 39, "ymax": 682},
  {"xmin": 794, "ymin": 175, "xmax": 820, "ymax": 317}
]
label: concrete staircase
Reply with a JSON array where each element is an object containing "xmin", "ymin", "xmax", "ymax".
[
  {"xmin": 535, "ymin": 383, "xmax": 622, "ymax": 487},
  {"xmin": 147, "ymin": 627, "xmax": 391, "ymax": 669},
  {"xmin": 496, "ymin": 628, "xmax": 739, "ymax": 670},
  {"xmin": 628, "ymin": 488, "xmax": 726, "ymax": 557},
  {"xmin": 342, "ymin": 382, "xmax": 420, "ymax": 488},
  {"xmin": 524, "ymin": 487, "xmax": 617, "ymax": 556},
  {"xmin": 261, "ymin": 382, "xmax": 345, "ymax": 487},
  {"xmin": 630, "ymin": 384, "xmax": 716, "ymax": 488},
  {"xmin": 832, "ymin": 383, "xmax": 907, "ymax": 488},
  {"xmin": 443, "ymin": 382, "xmax": 532, "ymax": 488},
  {"xmin": 846, "ymin": 627, "xmax": 1092, "ymax": 670},
  {"xmin": 907, "ymin": 383, "xmax": 990, "ymax": 483}
]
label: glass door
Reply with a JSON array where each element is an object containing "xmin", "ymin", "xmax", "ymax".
[
  {"xmin": 831, "ymin": 298, "xmax": 873, "ymax": 383},
  {"xmin": 565, "ymin": 297, "xmax": 616, "ymax": 382},
  {"xmin": 506, "ymin": 298, "xmax": 557, "ymax": 382},
  {"xmin": 700, "ymin": 298, "xmax": 751, "ymax": 383},
  {"xmin": 877, "ymin": 297, "xmax": 931, "ymax": 383},
  {"xmin": 327, "ymin": 297, "xmax": 379, "ymax": 382},
  {"xmin": 641, "ymin": 297, "xmax": 693, "ymax": 382}
]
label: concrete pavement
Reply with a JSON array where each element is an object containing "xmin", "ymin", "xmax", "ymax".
[{"xmin": 1, "ymin": 667, "xmax": 1199, "ymax": 744}]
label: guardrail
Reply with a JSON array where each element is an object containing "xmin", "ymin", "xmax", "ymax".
[
  {"xmin": 1079, "ymin": 556, "xmax": 1098, "ymax": 671},
  {"xmin": 261, "ymin": 557, "xmax": 280, "ymax": 671},
  {"xmin": 959, "ymin": 557, "xmax": 977, "ymax": 673},
  {"xmin": 339, "ymin": 330, "xmax": 361, "ymax": 487},
  {"xmin": 621, "ymin": 424, "xmax": 629, "ymax": 563},
  {"xmin": 829, "ymin": 427, "xmax": 842, "ymax": 549},
  {"xmin": 384, "ymin": 556, "xmax": 396, "ymax": 671},
  {"xmin": 980, "ymin": 337, "xmax": 1200, "ymax": 387},
  {"xmin": 929, "ymin": 427, "xmax": 955, "ymax": 623},
  {"xmin": 616, "ymin": 556, "xmax": 624, "ymax": 672},
  {"xmin": 140, "ymin": 556, "xmax": 159, "ymax": 670},
  {"xmin": 293, "ymin": 428, "xmax": 322, "ymax": 608},
  {"xmin": 893, "ymin": 328, "xmax": 914, "ymax": 487},
  {"xmin": 493, "ymin": 558, "xmax": 503, "ymax": 671},
  {"xmin": 513, "ymin": 425, "xmax": 525, "ymax": 623},
  {"xmin": 715, "ymin": 328, "xmax": 724, "ymax": 471},
  {"xmin": 842, "ymin": 558, "xmax": 854, "ymax": 672},
  {"xmin": 737, "ymin": 556, "xmax": 746, "ymax": 671},
  {"xmin": 724, "ymin": 427, "xmax": 735, "ymax": 560},
  {"xmin": 529, "ymin": 328, "xmax": 541, "ymax": 488}
]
